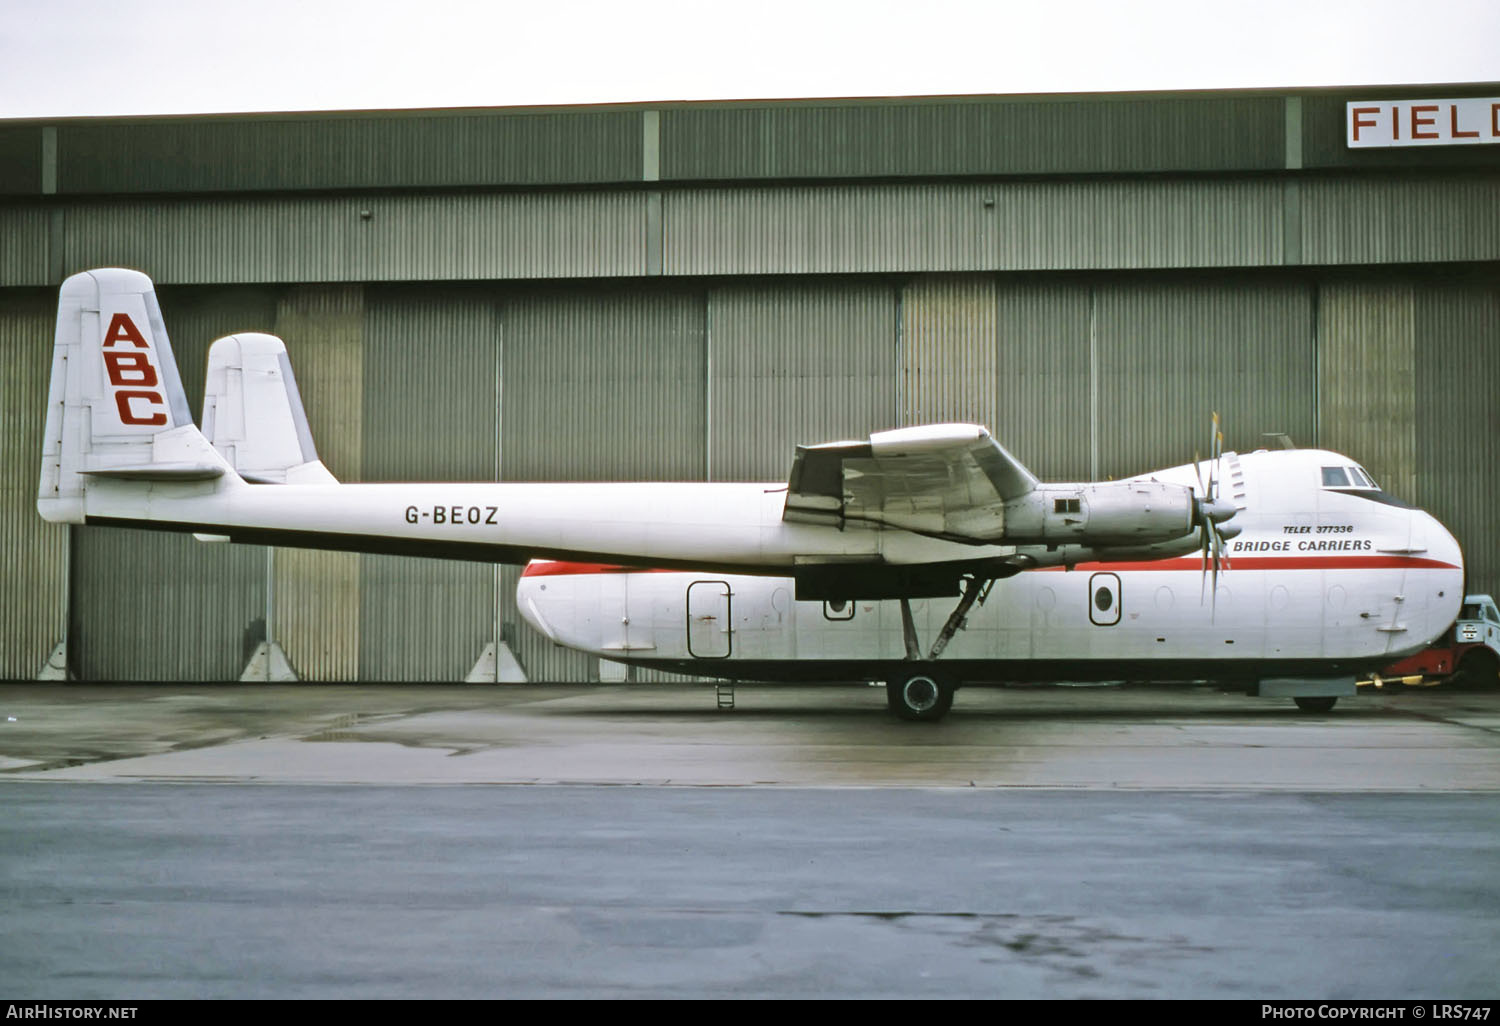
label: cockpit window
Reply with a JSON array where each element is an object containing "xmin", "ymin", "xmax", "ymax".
[
  {"xmin": 1347, "ymin": 467, "xmax": 1370, "ymax": 487},
  {"xmin": 1321, "ymin": 467, "xmax": 1350, "ymax": 487},
  {"xmin": 1358, "ymin": 467, "xmax": 1379, "ymax": 489}
]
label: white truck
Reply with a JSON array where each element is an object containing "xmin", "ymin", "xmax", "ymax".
[{"xmin": 1379, "ymin": 594, "xmax": 1500, "ymax": 687}]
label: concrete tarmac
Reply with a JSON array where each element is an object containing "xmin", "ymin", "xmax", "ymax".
[
  {"xmin": 4, "ymin": 682, "xmax": 1500, "ymax": 788},
  {"xmin": 2, "ymin": 682, "xmax": 1499, "ymax": 999}
]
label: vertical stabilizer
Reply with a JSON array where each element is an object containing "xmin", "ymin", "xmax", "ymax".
[
  {"xmin": 38, "ymin": 268, "xmax": 232, "ymax": 524},
  {"xmin": 203, "ymin": 333, "xmax": 338, "ymax": 485}
]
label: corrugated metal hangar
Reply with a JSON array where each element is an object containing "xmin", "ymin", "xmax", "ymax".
[{"xmin": 1, "ymin": 85, "xmax": 1497, "ymax": 682}]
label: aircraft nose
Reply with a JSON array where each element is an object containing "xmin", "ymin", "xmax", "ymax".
[
  {"xmin": 1422, "ymin": 509, "xmax": 1464, "ymax": 572},
  {"xmin": 1414, "ymin": 510, "xmax": 1466, "ymax": 628}
]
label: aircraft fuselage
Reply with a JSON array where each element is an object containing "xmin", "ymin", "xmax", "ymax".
[{"xmin": 516, "ymin": 448, "xmax": 1465, "ymax": 685}]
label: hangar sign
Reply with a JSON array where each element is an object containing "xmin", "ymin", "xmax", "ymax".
[{"xmin": 1347, "ymin": 98, "xmax": 1500, "ymax": 147}]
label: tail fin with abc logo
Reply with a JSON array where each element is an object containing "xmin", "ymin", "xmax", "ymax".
[{"xmin": 37, "ymin": 268, "xmax": 237, "ymax": 524}]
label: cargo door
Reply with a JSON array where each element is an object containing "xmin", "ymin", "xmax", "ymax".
[
  {"xmin": 598, "ymin": 572, "xmax": 654, "ymax": 655},
  {"xmin": 687, "ymin": 580, "xmax": 732, "ymax": 659}
]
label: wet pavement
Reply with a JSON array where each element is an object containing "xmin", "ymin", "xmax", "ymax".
[
  {"xmin": 2, "ymin": 682, "xmax": 1499, "ymax": 789},
  {"xmin": 2, "ymin": 683, "xmax": 1499, "ymax": 998}
]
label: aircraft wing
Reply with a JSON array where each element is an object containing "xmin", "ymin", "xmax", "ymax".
[{"xmin": 783, "ymin": 423, "xmax": 1038, "ymax": 542}]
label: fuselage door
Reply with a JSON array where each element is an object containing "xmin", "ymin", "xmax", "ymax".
[
  {"xmin": 687, "ymin": 580, "xmax": 732, "ymax": 659},
  {"xmin": 1089, "ymin": 572, "xmax": 1122, "ymax": 626}
]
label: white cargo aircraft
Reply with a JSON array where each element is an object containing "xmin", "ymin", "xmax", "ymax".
[
  {"xmin": 516, "ymin": 439, "xmax": 1465, "ymax": 719},
  {"xmin": 39, "ymin": 268, "xmax": 1465, "ymax": 718}
]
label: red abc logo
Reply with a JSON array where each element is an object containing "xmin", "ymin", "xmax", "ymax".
[{"xmin": 102, "ymin": 312, "xmax": 167, "ymax": 426}]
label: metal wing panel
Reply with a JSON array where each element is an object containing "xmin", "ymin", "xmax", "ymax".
[
  {"xmin": 783, "ymin": 424, "xmax": 1037, "ymax": 542},
  {"xmin": 971, "ymin": 437, "xmax": 1040, "ymax": 502}
]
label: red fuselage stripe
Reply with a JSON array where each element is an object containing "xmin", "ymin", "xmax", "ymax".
[
  {"xmin": 522, "ymin": 555, "xmax": 1459, "ymax": 578},
  {"xmin": 1039, "ymin": 555, "xmax": 1458, "ymax": 573},
  {"xmin": 522, "ymin": 561, "xmax": 677, "ymax": 578}
]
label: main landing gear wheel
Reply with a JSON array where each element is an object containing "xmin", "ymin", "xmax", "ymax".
[
  {"xmin": 1293, "ymin": 696, "xmax": 1338, "ymax": 713},
  {"xmin": 888, "ymin": 673, "xmax": 955, "ymax": 722}
]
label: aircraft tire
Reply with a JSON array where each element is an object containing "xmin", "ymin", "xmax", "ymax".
[
  {"xmin": 888, "ymin": 672, "xmax": 954, "ymax": 722},
  {"xmin": 1453, "ymin": 649, "xmax": 1500, "ymax": 690},
  {"xmin": 1293, "ymin": 696, "xmax": 1338, "ymax": 713}
]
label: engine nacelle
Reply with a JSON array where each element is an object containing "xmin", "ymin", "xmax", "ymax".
[{"xmin": 1002, "ymin": 480, "xmax": 1197, "ymax": 546}]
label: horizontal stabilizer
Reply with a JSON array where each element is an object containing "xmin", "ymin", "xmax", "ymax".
[{"xmin": 80, "ymin": 462, "xmax": 226, "ymax": 481}]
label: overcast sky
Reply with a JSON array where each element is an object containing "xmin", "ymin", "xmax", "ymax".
[{"xmin": 2, "ymin": 0, "xmax": 1498, "ymax": 119}]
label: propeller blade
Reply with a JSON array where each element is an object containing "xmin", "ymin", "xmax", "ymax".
[
  {"xmin": 1209, "ymin": 411, "xmax": 1222, "ymax": 501},
  {"xmin": 1195, "ymin": 411, "xmax": 1233, "ymax": 621},
  {"xmin": 1215, "ymin": 413, "xmax": 1226, "ymax": 501},
  {"xmin": 1200, "ymin": 518, "xmax": 1215, "ymax": 622},
  {"xmin": 1199, "ymin": 517, "xmax": 1210, "ymax": 604}
]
